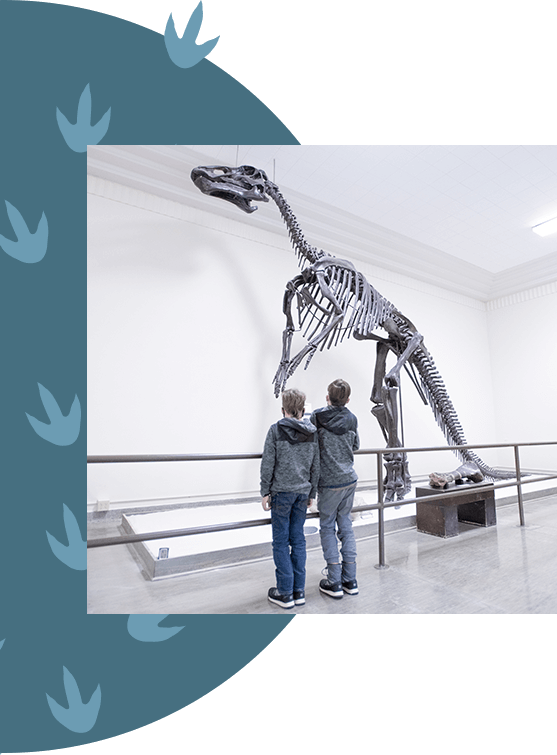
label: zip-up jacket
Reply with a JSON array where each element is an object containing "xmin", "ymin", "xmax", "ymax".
[
  {"xmin": 260, "ymin": 417, "xmax": 320, "ymax": 499},
  {"xmin": 310, "ymin": 405, "xmax": 359, "ymax": 488}
]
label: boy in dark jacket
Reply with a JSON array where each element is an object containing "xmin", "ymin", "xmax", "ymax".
[
  {"xmin": 260, "ymin": 388, "xmax": 319, "ymax": 609},
  {"xmin": 310, "ymin": 379, "xmax": 360, "ymax": 599}
]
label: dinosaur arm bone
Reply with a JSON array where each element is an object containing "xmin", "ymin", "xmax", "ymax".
[
  {"xmin": 273, "ymin": 277, "xmax": 303, "ymax": 397},
  {"xmin": 285, "ymin": 270, "xmax": 344, "ymax": 372},
  {"xmin": 272, "ymin": 268, "xmax": 346, "ymax": 395},
  {"xmin": 273, "ymin": 270, "xmax": 336, "ymax": 396}
]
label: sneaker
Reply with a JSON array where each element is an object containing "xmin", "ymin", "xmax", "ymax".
[
  {"xmin": 293, "ymin": 590, "xmax": 306, "ymax": 606},
  {"xmin": 342, "ymin": 580, "xmax": 359, "ymax": 595},
  {"xmin": 319, "ymin": 579, "xmax": 343, "ymax": 599},
  {"xmin": 268, "ymin": 588, "xmax": 295, "ymax": 609}
]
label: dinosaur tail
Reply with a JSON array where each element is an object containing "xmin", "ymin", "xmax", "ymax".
[{"xmin": 409, "ymin": 344, "xmax": 516, "ymax": 480}]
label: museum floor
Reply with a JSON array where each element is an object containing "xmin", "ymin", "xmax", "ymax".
[{"xmin": 87, "ymin": 492, "xmax": 557, "ymax": 614}]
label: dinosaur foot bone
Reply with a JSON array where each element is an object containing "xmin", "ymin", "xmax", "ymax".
[
  {"xmin": 429, "ymin": 463, "xmax": 485, "ymax": 489},
  {"xmin": 383, "ymin": 452, "xmax": 412, "ymax": 502}
]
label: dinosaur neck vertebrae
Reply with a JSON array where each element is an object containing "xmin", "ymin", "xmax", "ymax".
[{"xmin": 265, "ymin": 184, "xmax": 324, "ymax": 267}]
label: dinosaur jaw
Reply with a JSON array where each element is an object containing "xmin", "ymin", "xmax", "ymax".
[{"xmin": 191, "ymin": 165, "xmax": 269, "ymax": 213}]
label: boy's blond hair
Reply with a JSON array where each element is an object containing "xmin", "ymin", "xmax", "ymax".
[
  {"xmin": 327, "ymin": 379, "xmax": 351, "ymax": 406},
  {"xmin": 282, "ymin": 388, "xmax": 306, "ymax": 419}
]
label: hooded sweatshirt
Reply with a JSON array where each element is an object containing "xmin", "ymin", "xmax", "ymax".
[
  {"xmin": 310, "ymin": 405, "xmax": 359, "ymax": 488},
  {"xmin": 260, "ymin": 416, "xmax": 320, "ymax": 499}
]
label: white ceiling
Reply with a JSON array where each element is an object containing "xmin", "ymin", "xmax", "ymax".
[{"xmin": 87, "ymin": 144, "xmax": 557, "ymax": 301}]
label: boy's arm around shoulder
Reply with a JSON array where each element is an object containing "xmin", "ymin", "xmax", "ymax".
[
  {"xmin": 308, "ymin": 437, "xmax": 320, "ymax": 503},
  {"xmin": 260, "ymin": 424, "xmax": 276, "ymax": 501}
]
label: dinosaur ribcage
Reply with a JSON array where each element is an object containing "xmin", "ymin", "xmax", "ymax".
[{"xmin": 294, "ymin": 260, "xmax": 396, "ymax": 350}]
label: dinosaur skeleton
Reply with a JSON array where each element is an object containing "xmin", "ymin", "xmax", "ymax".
[{"xmin": 191, "ymin": 164, "xmax": 515, "ymax": 500}]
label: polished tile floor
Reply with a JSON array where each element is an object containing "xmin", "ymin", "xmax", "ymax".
[{"xmin": 87, "ymin": 493, "xmax": 557, "ymax": 614}]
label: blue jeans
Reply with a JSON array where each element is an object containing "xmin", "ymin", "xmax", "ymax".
[
  {"xmin": 317, "ymin": 481, "xmax": 357, "ymax": 583},
  {"xmin": 270, "ymin": 491, "xmax": 308, "ymax": 595}
]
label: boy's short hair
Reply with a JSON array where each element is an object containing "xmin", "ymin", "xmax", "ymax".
[
  {"xmin": 327, "ymin": 379, "xmax": 351, "ymax": 406},
  {"xmin": 282, "ymin": 388, "xmax": 306, "ymax": 418}
]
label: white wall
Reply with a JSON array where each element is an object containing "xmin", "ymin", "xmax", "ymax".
[
  {"xmin": 487, "ymin": 288, "xmax": 557, "ymax": 472},
  {"xmin": 87, "ymin": 179, "xmax": 554, "ymax": 508}
]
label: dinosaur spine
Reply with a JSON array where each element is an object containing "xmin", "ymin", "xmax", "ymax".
[{"xmin": 266, "ymin": 184, "xmax": 324, "ymax": 267}]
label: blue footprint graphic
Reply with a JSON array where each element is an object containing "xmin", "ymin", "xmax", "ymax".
[
  {"xmin": 26, "ymin": 383, "xmax": 81, "ymax": 446},
  {"xmin": 165, "ymin": 2, "xmax": 219, "ymax": 69},
  {"xmin": 47, "ymin": 504, "xmax": 86, "ymax": 571},
  {"xmin": 46, "ymin": 667, "xmax": 101, "ymax": 734},
  {"xmin": 127, "ymin": 615, "xmax": 185, "ymax": 643},
  {"xmin": 0, "ymin": 201, "xmax": 48, "ymax": 263},
  {"xmin": 56, "ymin": 84, "xmax": 111, "ymax": 152}
]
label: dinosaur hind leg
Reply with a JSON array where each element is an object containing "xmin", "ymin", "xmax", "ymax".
[
  {"xmin": 378, "ymin": 385, "xmax": 411, "ymax": 502},
  {"xmin": 369, "ymin": 340, "xmax": 411, "ymax": 502}
]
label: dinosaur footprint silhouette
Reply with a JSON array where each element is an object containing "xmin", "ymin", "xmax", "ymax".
[
  {"xmin": 26, "ymin": 383, "xmax": 81, "ymax": 446},
  {"xmin": 56, "ymin": 84, "xmax": 111, "ymax": 152},
  {"xmin": 46, "ymin": 667, "xmax": 101, "ymax": 733},
  {"xmin": 127, "ymin": 615, "xmax": 185, "ymax": 642},
  {"xmin": 46, "ymin": 504, "xmax": 86, "ymax": 570},
  {"xmin": 164, "ymin": 2, "xmax": 219, "ymax": 68},
  {"xmin": 0, "ymin": 201, "xmax": 48, "ymax": 263}
]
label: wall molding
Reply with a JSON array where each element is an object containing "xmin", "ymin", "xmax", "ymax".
[
  {"xmin": 88, "ymin": 145, "xmax": 557, "ymax": 302},
  {"xmin": 487, "ymin": 281, "xmax": 557, "ymax": 310},
  {"xmin": 88, "ymin": 174, "xmax": 488, "ymax": 312},
  {"xmin": 87, "ymin": 168, "xmax": 557, "ymax": 311}
]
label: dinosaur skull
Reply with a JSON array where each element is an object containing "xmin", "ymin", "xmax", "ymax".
[{"xmin": 191, "ymin": 165, "xmax": 270, "ymax": 213}]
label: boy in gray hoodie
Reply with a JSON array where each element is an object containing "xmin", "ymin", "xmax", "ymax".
[
  {"xmin": 310, "ymin": 379, "xmax": 360, "ymax": 599},
  {"xmin": 260, "ymin": 388, "xmax": 319, "ymax": 609}
]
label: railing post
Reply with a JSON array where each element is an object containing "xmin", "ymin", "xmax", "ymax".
[
  {"xmin": 514, "ymin": 445, "xmax": 525, "ymax": 526},
  {"xmin": 374, "ymin": 451, "xmax": 389, "ymax": 570}
]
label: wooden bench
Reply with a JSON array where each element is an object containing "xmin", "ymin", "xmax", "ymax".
[{"xmin": 415, "ymin": 483, "xmax": 496, "ymax": 538}]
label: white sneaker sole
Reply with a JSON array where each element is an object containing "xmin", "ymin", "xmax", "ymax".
[
  {"xmin": 319, "ymin": 585, "xmax": 343, "ymax": 599},
  {"xmin": 268, "ymin": 596, "xmax": 295, "ymax": 609}
]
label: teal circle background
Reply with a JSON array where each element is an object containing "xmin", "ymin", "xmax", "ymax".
[{"xmin": 0, "ymin": 2, "xmax": 297, "ymax": 750}]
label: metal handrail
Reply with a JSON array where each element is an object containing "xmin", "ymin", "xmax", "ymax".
[
  {"xmin": 87, "ymin": 441, "xmax": 557, "ymax": 568},
  {"xmin": 88, "ymin": 440, "xmax": 557, "ymax": 464}
]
